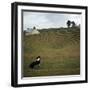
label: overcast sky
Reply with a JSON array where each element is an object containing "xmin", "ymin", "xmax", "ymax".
[{"xmin": 23, "ymin": 11, "xmax": 81, "ymax": 30}]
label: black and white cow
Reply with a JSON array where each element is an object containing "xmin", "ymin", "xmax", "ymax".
[{"xmin": 29, "ymin": 56, "xmax": 41, "ymax": 69}]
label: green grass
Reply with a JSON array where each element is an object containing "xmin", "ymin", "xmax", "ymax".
[{"xmin": 23, "ymin": 27, "xmax": 80, "ymax": 77}]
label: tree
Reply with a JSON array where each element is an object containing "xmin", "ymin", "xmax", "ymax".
[
  {"xmin": 23, "ymin": 30, "xmax": 26, "ymax": 35},
  {"xmin": 67, "ymin": 20, "xmax": 71, "ymax": 28},
  {"xmin": 33, "ymin": 26, "xmax": 36, "ymax": 29},
  {"xmin": 72, "ymin": 21, "xmax": 76, "ymax": 27}
]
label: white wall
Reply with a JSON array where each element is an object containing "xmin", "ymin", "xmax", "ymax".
[{"xmin": 0, "ymin": 0, "xmax": 89, "ymax": 89}]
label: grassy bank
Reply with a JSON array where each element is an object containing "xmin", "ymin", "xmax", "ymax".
[{"xmin": 23, "ymin": 27, "xmax": 80, "ymax": 77}]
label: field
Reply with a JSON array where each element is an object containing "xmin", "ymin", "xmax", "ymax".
[{"xmin": 23, "ymin": 27, "xmax": 80, "ymax": 77}]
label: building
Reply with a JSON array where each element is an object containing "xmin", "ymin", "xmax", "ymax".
[{"xmin": 25, "ymin": 27, "xmax": 40, "ymax": 35}]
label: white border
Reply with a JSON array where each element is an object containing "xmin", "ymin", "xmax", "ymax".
[{"xmin": 18, "ymin": 5, "xmax": 86, "ymax": 84}]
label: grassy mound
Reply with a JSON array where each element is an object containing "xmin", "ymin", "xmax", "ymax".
[{"xmin": 23, "ymin": 27, "xmax": 80, "ymax": 77}]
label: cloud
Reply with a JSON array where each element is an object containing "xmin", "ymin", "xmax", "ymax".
[{"xmin": 23, "ymin": 11, "xmax": 81, "ymax": 30}]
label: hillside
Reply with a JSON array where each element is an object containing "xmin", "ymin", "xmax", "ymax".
[{"xmin": 23, "ymin": 27, "xmax": 80, "ymax": 77}]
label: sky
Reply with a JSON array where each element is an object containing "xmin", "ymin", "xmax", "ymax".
[{"xmin": 23, "ymin": 11, "xmax": 81, "ymax": 30}]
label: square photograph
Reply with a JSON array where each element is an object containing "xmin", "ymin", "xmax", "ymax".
[
  {"xmin": 11, "ymin": 2, "xmax": 87, "ymax": 87},
  {"xmin": 22, "ymin": 11, "xmax": 80, "ymax": 77}
]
